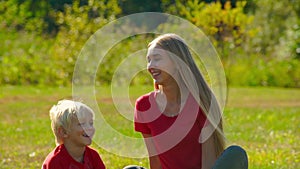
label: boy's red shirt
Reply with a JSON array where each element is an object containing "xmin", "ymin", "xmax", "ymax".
[{"xmin": 42, "ymin": 144, "xmax": 105, "ymax": 169}]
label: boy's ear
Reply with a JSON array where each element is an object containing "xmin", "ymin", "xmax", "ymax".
[{"xmin": 58, "ymin": 127, "xmax": 68, "ymax": 138}]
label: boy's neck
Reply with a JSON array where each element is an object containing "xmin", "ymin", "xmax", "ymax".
[{"xmin": 63, "ymin": 143, "xmax": 86, "ymax": 163}]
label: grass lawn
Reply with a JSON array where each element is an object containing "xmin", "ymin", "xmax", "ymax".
[{"xmin": 0, "ymin": 85, "xmax": 299, "ymax": 169}]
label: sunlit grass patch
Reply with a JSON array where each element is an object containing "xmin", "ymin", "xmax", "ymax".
[{"xmin": 0, "ymin": 86, "xmax": 299, "ymax": 168}]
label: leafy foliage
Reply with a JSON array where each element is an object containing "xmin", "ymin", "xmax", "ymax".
[
  {"xmin": 163, "ymin": 1, "xmax": 256, "ymax": 59},
  {"xmin": 0, "ymin": 0, "xmax": 299, "ymax": 87},
  {"xmin": 226, "ymin": 55, "xmax": 300, "ymax": 87},
  {"xmin": 50, "ymin": 0, "xmax": 121, "ymax": 85}
]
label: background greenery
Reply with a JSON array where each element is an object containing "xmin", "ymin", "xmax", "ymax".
[{"xmin": 0, "ymin": 0, "xmax": 299, "ymax": 87}]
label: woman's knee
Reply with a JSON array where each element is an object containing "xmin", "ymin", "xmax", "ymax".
[
  {"xmin": 225, "ymin": 145, "xmax": 248, "ymax": 161},
  {"xmin": 212, "ymin": 145, "xmax": 248, "ymax": 169}
]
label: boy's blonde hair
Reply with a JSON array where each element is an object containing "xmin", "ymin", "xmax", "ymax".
[{"xmin": 49, "ymin": 100, "xmax": 95, "ymax": 145}]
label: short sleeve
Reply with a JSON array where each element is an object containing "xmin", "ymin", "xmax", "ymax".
[{"xmin": 134, "ymin": 94, "xmax": 152, "ymax": 134}]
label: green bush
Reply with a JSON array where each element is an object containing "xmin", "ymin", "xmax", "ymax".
[
  {"xmin": 226, "ymin": 56, "xmax": 300, "ymax": 87},
  {"xmin": 0, "ymin": 31, "xmax": 60, "ymax": 85},
  {"xmin": 0, "ymin": 1, "xmax": 299, "ymax": 88}
]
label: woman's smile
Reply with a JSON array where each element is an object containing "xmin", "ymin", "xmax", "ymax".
[{"xmin": 149, "ymin": 68, "xmax": 161, "ymax": 79}]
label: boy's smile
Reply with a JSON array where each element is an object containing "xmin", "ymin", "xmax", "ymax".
[{"xmin": 66, "ymin": 112, "xmax": 95, "ymax": 147}]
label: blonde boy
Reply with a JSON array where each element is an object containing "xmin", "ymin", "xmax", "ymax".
[{"xmin": 42, "ymin": 100, "xmax": 105, "ymax": 169}]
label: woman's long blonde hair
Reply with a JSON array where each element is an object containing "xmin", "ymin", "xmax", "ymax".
[{"xmin": 148, "ymin": 33, "xmax": 225, "ymax": 157}]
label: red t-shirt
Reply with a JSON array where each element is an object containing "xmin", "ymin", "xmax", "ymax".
[
  {"xmin": 42, "ymin": 144, "xmax": 106, "ymax": 169},
  {"xmin": 134, "ymin": 92, "xmax": 206, "ymax": 169}
]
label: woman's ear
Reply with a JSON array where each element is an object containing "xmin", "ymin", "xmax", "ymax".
[{"xmin": 58, "ymin": 127, "xmax": 68, "ymax": 138}]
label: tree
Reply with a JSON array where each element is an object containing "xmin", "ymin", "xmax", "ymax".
[
  {"xmin": 118, "ymin": 0, "xmax": 163, "ymax": 15},
  {"xmin": 289, "ymin": 0, "xmax": 300, "ymax": 59},
  {"xmin": 244, "ymin": 0, "xmax": 298, "ymax": 60},
  {"xmin": 163, "ymin": 0, "xmax": 255, "ymax": 60}
]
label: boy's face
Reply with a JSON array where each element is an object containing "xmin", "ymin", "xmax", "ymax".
[{"xmin": 65, "ymin": 112, "xmax": 95, "ymax": 147}]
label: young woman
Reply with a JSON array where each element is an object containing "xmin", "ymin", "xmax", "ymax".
[{"xmin": 133, "ymin": 33, "xmax": 248, "ymax": 169}]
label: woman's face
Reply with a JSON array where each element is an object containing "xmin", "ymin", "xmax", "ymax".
[{"xmin": 146, "ymin": 44, "xmax": 178, "ymax": 86}]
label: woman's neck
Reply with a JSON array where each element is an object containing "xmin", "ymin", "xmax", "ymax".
[
  {"xmin": 159, "ymin": 81, "xmax": 188, "ymax": 103},
  {"xmin": 156, "ymin": 83, "xmax": 189, "ymax": 117}
]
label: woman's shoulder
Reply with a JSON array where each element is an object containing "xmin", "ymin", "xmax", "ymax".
[
  {"xmin": 136, "ymin": 91, "xmax": 155, "ymax": 103},
  {"xmin": 135, "ymin": 91, "xmax": 155, "ymax": 112}
]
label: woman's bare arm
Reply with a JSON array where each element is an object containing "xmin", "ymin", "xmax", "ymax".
[
  {"xmin": 202, "ymin": 134, "xmax": 217, "ymax": 169},
  {"xmin": 142, "ymin": 133, "xmax": 162, "ymax": 169}
]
